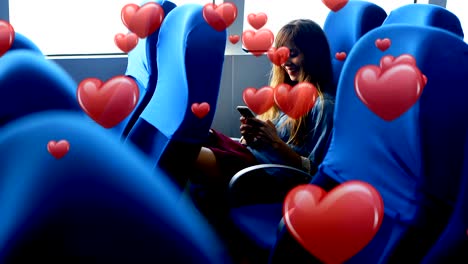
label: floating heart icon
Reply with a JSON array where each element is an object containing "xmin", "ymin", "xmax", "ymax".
[
  {"xmin": 321, "ymin": 0, "xmax": 349, "ymax": 12},
  {"xmin": 114, "ymin": 32, "xmax": 139, "ymax": 53},
  {"xmin": 242, "ymin": 29, "xmax": 274, "ymax": 57},
  {"xmin": 242, "ymin": 86, "xmax": 275, "ymax": 115},
  {"xmin": 274, "ymin": 82, "xmax": 318, "ymax": 119},
  {"xmin": 202, "ymin": 3, "xmax": 238, "ymax": 32},
  {"xmin": 229, "ymin": 34, "xmax": 240, "ymax": 44},
  {"xmin": 121, "ymin": 2, "xmax": 165, "ymax": 38},
  {"xmin": 355, "ymin": 63, "xmax": 426, "ymax": 121},
  {"xmin": 247, "ymin": 12, "xmax": 268, "ymax": 30},
  {"xmin": 77, "ymin": 76, "xmax": 139, "ymax": 128},
  {"xmin": 267, "ymin": 47, "xmax": 290, "ymax": 66},
  {"xmin": 335, "ymin": 51, "xmax": 347, "ymax": 61},
  {"xmin": 47, "ymin": 140, "xmax": 70, "ymax": 159},
  {"xmin": 191, "ymin": 102, "xmax": 210, "ymax": 119},
  {"xmin": 380, "ymin": 54, "xmax": 417, "ymax": 71},
  {"xmin": 0, "ymin": 20, "xmax": 15, "ymax": 57},
  {"xmin": 375, "ymin": 38, "xmax": 391, "ymax": 51},
  {"xmin": 283, "ymin": 181, "xmax": 384, "ymax": 264}
]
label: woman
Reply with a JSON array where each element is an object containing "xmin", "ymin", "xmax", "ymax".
[{"xmin": 194, "ymin": 19, "xmax": 335, "ymax": 185}]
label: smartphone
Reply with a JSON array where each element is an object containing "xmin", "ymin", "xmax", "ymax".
[{"xmin": 237, "ymin": 106, "xmax": 256, "ymax": 118}]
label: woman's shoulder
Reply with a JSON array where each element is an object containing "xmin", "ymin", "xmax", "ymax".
[
  {"xmin": 321, "ymin": 93, "xmax": 335, "ymax": 105},
  {"xmin": 311, "ymin": 93, "xmax": 335, "ymax": 113}
]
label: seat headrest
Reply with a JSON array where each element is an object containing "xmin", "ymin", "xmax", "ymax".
[
  {"xmin": 125, "ymin": 0, "xmax": 177, "ymax": 90},
  {"xmin": 383, "ymin": 4, "xmax": 464, "ymax": 38},
  {"xmin": 0, "ymin": 50, "xmax": 80, "ymax": 126},
  {"xmin": 324, "ymin": 0, "xmax": 387, "ymax": 87},
  {"xmin": 320, "ymin": 24, "xmax": 468, "ymax": 221},
  {"xmin": 140, "ymin": 3, "xmax": 226, "ymax": 143},
  {"xmin": 9, "ymin": 32, "xmax": 43, "ymax": 54},
  {"xmin": 0, "ymin": 111, "xmax": 231, "ymax": 263},
  {"xmin": 120, "ymin": 0, "xmax": 177, "ymax": 137}
]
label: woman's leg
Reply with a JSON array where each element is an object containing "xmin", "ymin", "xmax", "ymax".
[{"xmin": 193, "ymin": 147, "xmax": 223, "ymax": 184}]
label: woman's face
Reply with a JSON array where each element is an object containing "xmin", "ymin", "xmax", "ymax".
[{"xmin": 282, "ymin": 42, "xmax": 304, "ymax": 82}]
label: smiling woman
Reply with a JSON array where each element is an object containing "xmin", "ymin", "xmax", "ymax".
[{"xmin": 7, "ymin": 0, "xmax": 222, "ymax": 56}]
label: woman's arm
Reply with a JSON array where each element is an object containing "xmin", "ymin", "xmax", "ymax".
[{"xmin": 246, "ymin": 118, "xmax": 304, "ymax": 169}]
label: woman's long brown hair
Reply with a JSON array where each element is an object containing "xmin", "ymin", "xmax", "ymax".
[{"xmin": 258, "ymin": 19, "xmax": 335, "ymax": 146}]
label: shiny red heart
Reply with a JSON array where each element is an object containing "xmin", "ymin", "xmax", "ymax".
[
  {"xmin": 0, "ymin": 20, "xmax": 15, "ymax": 57},
  {"xmin": 380, "ymin": 54, "xmax": 415, "ymax": 70},
  {"xmin": 242, "ymin": 29, "xmax": 274, "ymax": 57},
  {"xmin": 242, "ymin": 86, "xmax": 275, "ymax": 115},
  {"xmin": 267, "ymin": 47, "xmax": 290, "ymax": 66},
  {"xmin": 191, "ymin": 102, "xmax": 210, "ymax": 119},
  {"xmin": 274, "ymin": 82, "xmax": 318, "ymax": 119},
  {"xmin": 247, "ymin": 12, "xmax": 268, "ymax": 30},
  {"xmin": 202, "ymin": 3, "xmax": 238, "ymax": 32},
  {"xmin": 77, "ymin": 76, "xmax": 139, "ymax": 128},
  {"xmin": 321, "ymin": 0, "xmax": 349, "ymax": 12},
  {"xmin": 335, "ymin": 51, "xmax": 347, "ymax": 61},
  {"xmin": 229, "ymin": 34, "xmax": 240, "ymax": 44},
  {"xmin": 47, "ymin": 140, "xmax": 70, "ymax": 159},
  {"xmin": 380, "ymin": 54, "xmax": 428, "ymax": 87},
  {"xmin": 375, "ymin": 38, "xmax": 391, "ymax": 51},
  {"xmin": 355, "ymin": 62, "xmax": 426, "ymax": 121},
  {"xmin": 283, "ymin": 181, "xmax": 384, "ymax": 264},
  {"xmin": 121, "ymin": 2, "xmax": 165, "ymax": 38},
  {"xmin": 114, "ymin": 32, "xmax": 139, "ymax": 53}
]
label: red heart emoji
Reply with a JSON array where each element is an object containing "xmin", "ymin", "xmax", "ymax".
[
  {"xmin": 47, "ymin": 140, "xmax": 70, "ymax": 159},
  {"xmin": 0, "ymin": 20, "xmax": 15, "ymax": 57},
  {"xmin": 335, "ymin": 51, "xmax": 347, "ymax": 61},
  {"xmin": 283, "ymin": 181, "xmax": 384, "ymax": 264},
  {"xmin": 229, "ymin": 34, "xmax": 240, "ymax": 44},
  {"xmin": 355, "ymin": 63, "xmax": 426, "ymax": 121},
  {"xmin": 191, "ymin": 102, "xmax": 210, "ymax": 119},
  {"xmin": 321, "ymin": 0, "xmax": 349, "ymax": 12},
  {"xmin": 242, "ymin": 86, "xmax": 275, "ymax": 115},
  {"xmin": 77, "ymin": 76, "xmax": 139, "ymax": 128},
  {"xmin": 380, "ymin": 54, "xmax": 415, "ymax": 70},
  {"xmin": 114, "ymin": 32, "xmax": 139, "ymax": 53},
  {"xmin": 274, "ymin": 82, "xmax": 318, "ymax": 119},
  {"xmin": 202, "ymin": 3, "xmax": 238, "ymax": 32},
  {"xmin": 121, "ymin": 2, "xmax": 165, "ymax": 38},
  {"xmin": 242, "ymin": 29, "xmax": 274, "ymax": 57},
  {"xmin": 267, "ymin": 47, "xmax": 290, "ymax": 66},
  {"xmin": 375, "ymin": 38, "xmax": 391, "ymax": 52},
  {"xmin": 247, "ymin": 12, "xmax": 268, "ymax": 30},
  {"xmin": 380, "ymin": 54, "xmax": 428, "ymax": 86}
]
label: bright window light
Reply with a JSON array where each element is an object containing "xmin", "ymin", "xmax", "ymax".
[
  {"xmin": 243, "ymin": 0, "xmax": 330, "ymax": 37},
  {"xmin": 445, "ymin": 0, "xmax": 468, "ymax": 41},
  {"xmin": 242, "ymin": 0, "xmax": 416, "ymax": 39},
  {"xmin": 371, "ymin": 0, "xmax": 416, "ymax": 14},
  {"xmin": 9, "ymin": 0, "xmax": 220, "ymax": 56}
]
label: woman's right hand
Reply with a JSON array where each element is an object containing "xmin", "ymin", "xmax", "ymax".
[{"xmin": 239, "ymin": 116, "xmax": 257, "ymax": 145}]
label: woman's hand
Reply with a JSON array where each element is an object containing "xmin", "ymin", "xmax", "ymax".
[
  {"xmin": 246, "ymin": 118, "xmax": 304, "ymax": 169},
  {"xmin": 239, "ymin": 116, "xmax": 258, "ymax": 145},
  {"xmin": 245, "ymin": 118, "xmax": 283, "ymax": 148}
]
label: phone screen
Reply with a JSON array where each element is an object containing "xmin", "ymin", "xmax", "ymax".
[{"xmin": 237, "ymin": 106, "xmax": 255, "ymax": 118}]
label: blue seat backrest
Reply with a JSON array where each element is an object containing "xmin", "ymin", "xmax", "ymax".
[
  {"xmin": 9, "ymin": 32, "xmax": 43, "ymax": 54},
  {"xmin": 124, "ymin": 3, "xmax": 226, "ymax": 188},
  {"xmin": 0, "ymin": 50, "xmax": 81, "ymax": 126},
  {"xmin": 316, "ymin": 24, "xmax": 468, "ymax": 262},
  {"xmin": 0, "ymin": 111, "xmax": 232, "ymax": 263},
  {"xmin": 120, "ymin": 0, "xmax": 177, "ymax": 137},
  {"xmin": 139, "ymin": 3, "xmax": 226, "ymax": 141},
  {"xmin": 323, "ymin": 0, "xmax": 387, "ymax": 87},
  {"xmin": 382, "ymin": 3, "xmax": 464, "ymax": 38}
]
